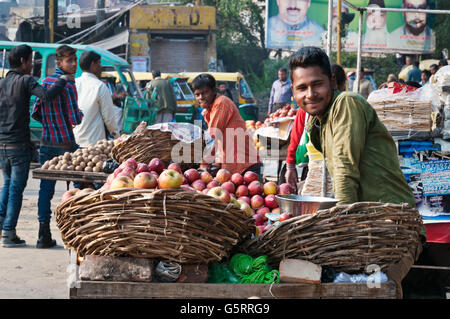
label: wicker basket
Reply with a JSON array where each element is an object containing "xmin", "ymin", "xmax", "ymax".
[
  {"xmin": 55, "ymin": 188, "xmax": 254, "ymax": 264},
  {"xmin": 111, "ymin": 129, "xmax": 206, "ymax": 170},
  {"xmin": 240, "ymin": 202, "xmax": 423, "ymax": 273}
]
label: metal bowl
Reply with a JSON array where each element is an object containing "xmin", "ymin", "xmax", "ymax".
[{"xmin": 275, "ymin": 195, "xmax": 339, "ymax": 216}]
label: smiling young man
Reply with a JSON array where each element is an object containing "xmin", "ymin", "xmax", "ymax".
[
  {"xmin": 287, "ymin": 46, "xmax": 415, "ymax": 207},
  {"xmin": 192, "ymin": 73, "xmax": 260, "ymax": 175}
]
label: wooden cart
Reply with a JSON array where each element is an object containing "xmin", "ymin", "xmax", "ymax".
[{"xmin": 32, "ymin": 168, "xmax": 108, "ymax": 189}]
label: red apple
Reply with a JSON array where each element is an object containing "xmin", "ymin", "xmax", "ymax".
[
  {"xmin": 278, "ymin": 183, "xmax": 294, "ymax": 195},
  {"xmin": 238, "ymin": 196, "xmax": 251, "ymax": 205},
  {"xmin": 230, "ymin": 197, "xmax": 240, "ymax": 207},
  {"xmin": 191, "ymin": 179, "xmax": 206, "ymax": 191},
  {"xmin": 180, "ymin": 184, "xmax": 196, "ymax": 192},
  {"xmin": 200, "ymin": 171, "xmax": 213, "ymax": 184},
  {"xmin": 279, "ymin": 212, "xmax": 292, "ymax": 222},
  {"xmin": 121, "ymin": 167, "xmax": 136, "ymax": 178},
  {"xmin": 256, "ymin": 206, "xmax": 270, "ymax": 220},
  {"xmin": 125, "ymin": 158, "xmax": 138, "ymax": 169},
  {"xmin": 221, "ymin": 181, "xmax": 235, "ymax": 194},
  {"xmin": 264, "ymin": 194, "xmax": 278, "ymax": 209},
  {"xmin": 206, "ymin": 180, "xmax": 220, "ymax": 189},
  {"xmin": 148, "ymin": 158, "xmax": 165, "ymax": 174},
  {"xmin": 250, "ymin": 195, "xmax": 264, "ymax": 209},
  {"xmin": 61, "ymin": 188, "xmax": 79, "ymax": 202},
  {"xmin": 136, "ymin": 163, "xmax": 149, "ymax": 173},
  {"xmin": 207, "ymin": 186, "xmax": 231, "ymax": 203},
  {"xmin": 248, "ymin": 181, "xmax": 263, "ymax": 196},
  {"xmin": 184, "ymin": 168, "xmax": 201, "ymax": 184},
  {"xmin": 253, "ymin": 214, "xmax": 265, "ymax": 226},
  {"xmin": 110, "ymin": 175, "xmax": 134, "ymax": 190},
  {"xmin": 237, "ymin": 200, "xmax": 253, "ymax": 217},
  {"xmin": 113, "ymin": 167, "xmax": 123, "ymax": 178},
  {"xmin": 202, "ymin": 188, "xmax": 210, "ymax": 195},
  {"xmin": 215, "ymin": 168, "xmax": 231, "ymax": 185},
  {"xmin": 231, "ymin": 173, "xmax": 244, "ymax": 186},
  {"xmin": 119, "ymin": 161, "xmax": 134, "ymax": 170},
  {"xmin": 134, "ymin": 172, "xmax": 157, "ymax": 189},
  {"xmin": 244, "ymin": 171, "xmax": 259, "ymax": 184},
  {"xmin": 157, "ymin": 169, "xmax": 183, "ymax": 189},
  {"xmin": 167, "ymin": 163, "xmax": 182, "ymax": 174},
  {"xmin": 106, "ymin": 173, "xmax": 115, "ymax": 185},
  {"xmin": 149, "ymin": 171, "xmax": 159, "ymax": 179},
  {"xmin": 263, "ymin": 181, "xmax": 278, "ymax": 196},
  {"xmin": 235, "ymin": 185, "xmax": 249, "ymax": 197},
  {"xmin": 116, "ymin": 171, "xmax": 134, "ymax": 179}
]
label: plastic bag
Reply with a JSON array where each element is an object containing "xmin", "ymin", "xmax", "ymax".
[
  {"xmin": 207, "ymin": 262, "xmax": 239, "ymax": 284},
  {"xmin": 333, "ymin": 271, "xmax": 388, "ymax": 284}
]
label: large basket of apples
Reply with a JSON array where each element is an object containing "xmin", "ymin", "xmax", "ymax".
[{"xmin": 55, "ymin": 158, "xmax": 257, "ymax": 264}]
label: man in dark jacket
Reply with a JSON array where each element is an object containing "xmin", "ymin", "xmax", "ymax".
[
  {"xmin": 0, "ymin": 44, "xmax": 68, "ymax": 247},
  {"xmin": 146, "ymin": 70, "xmax": 177, "ymax": 123}
]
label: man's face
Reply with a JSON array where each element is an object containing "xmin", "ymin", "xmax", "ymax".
[
  {"xmin": 194, "ymin": 86, "xmax": 216, "ymax": 109},
  {"xmin": 403, "ymin": 0, "xmax": 428, "ymax": 34},
  {"xmin": 291, "ymin": 65, "xmax": 334, "ymax": 118},
  {"xmin": 278, "ymin": 70, "xmax": 288, "ymax": 82},
  {"xmin": 57, "ymin": 54, "xmax": 78, "ymax": 74},
  {"xmin": 90, "ymin": 59, "xmax": 103, "ymax": 78},
  {"xmin": 421, "ymin": 72, "xmax": 430, "ymax": 83},
  {"xmin": 277, "ymin": 0, "xmax": 310, "ymax": 26},
  {"xmin": 366, "ymin": 5, "xmax": 386, "ymax": 30},
  {"xmin": 430, "ymin": 66, "xmax": 438, "ymax": 74},
  {"xmin": 218, "ymin": 84, "xmax": 226, "ymax": 92},
  {"xmin": 332, "ymin": 6, "xmax": 349, "ymax": 33},
  {"xmin": 22, "ymin": 54, "xmax": 33, "ymax": 75}
]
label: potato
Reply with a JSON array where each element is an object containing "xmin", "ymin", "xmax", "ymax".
[
  {"xmin": 55, "ymin": 164, "xmax": 61, "ymax": 170},
  {"xmin": 42, "ymin": 162, "xmax": 50, "ymax": 169},
  {"xmin": 96, "ymin": 161, "xmax": 103, "ymax": 169},
  {"xmin": 75, "ymin": 166, "xmax": 82, "ymax": 171},
  {"xmin": 67, "ymin": 165, "xmax": 74, "ymax": 171},
  {"xmin": 72, "ymin": 160, "xmax": 78, "ymax": 166},
  {"xmin": 92, "ymin": 156, "xmax": 100, "ymax": 164},
  {"xmin": 84, "ymin": 166, "xmax": 93, "ymax": 172},
  {"xmin": 87, "ymin": 162, "xmax": 94, "ymax": 168},
  {"xmin": 93, "ymin": 167, "xmax": 101, "ymax": 172},
  {"xmin": 88, "ymin": 154, "xmax": 94, "ymax": 161},
  {"xmin": 49, "ymin": 165, "xmax": 56, "ymax": 170},
  {"xmin": 60, "ymin": 164, "xmax": 67, "ymax": 171},
  {"xmin": 79, "ymin": 162, "xmax": 87, "ymax": 168}
]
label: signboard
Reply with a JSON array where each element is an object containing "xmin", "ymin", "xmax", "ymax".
[
  {"xmin": 130, "ymin": 5, "xmax": 216, "ymax": 31},
  {"xmin": 131, "ymin": 57, "xmax": 149, "ymax": 73},
  {"xmin": 421, "ymin": 159, "xmax": 450, "ymax": 196},
  {"xmin": 265, "ymin": 0, "xmax": 436, "ymax": 54}
]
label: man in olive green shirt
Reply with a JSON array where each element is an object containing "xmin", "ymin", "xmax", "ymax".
[
  {"xmin": 146, "ymin": 70, "xmax": 177, "ymax": 123},
  {"xmin": 288, "ymin": 46, "xmax": 415, "ymax": 207}
]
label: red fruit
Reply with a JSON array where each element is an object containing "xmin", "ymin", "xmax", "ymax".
[
  {"xmin": 119, "ymin": 161, "xmax": 134, "ymax": 170},
  {"xmin": 121, "ymin": 167, "xmax": 136, "ymax": 178},
  {"xmin": 256, "ymin": 225, "xmax": 266, "ymax": 235},
  {"xmin": 253, "ymin": 214, "xmax": 265, "ymax": 226},
  {"xmin": 235, "ymin": 185, "xmax": 249, "ymax": 197},
  {"xmin": 134, "ymin": 172, "xmax": 157, "ymax": 189},
  {"xmin": 256, "ymin": 206, "xmax": 270, "ymax": 220},
  {"xmin": 149, "ymin": 171, "xmax": 159, "ymax": 179},
  {"xmin": 263, "ymin": 181, "xmax": 278, "ymax": 196},
  {"xmin": 184, "ymin": 168, "xmax": 201, "ymax": 184},
  {"xmin": 106, "ymin": 173, "xmax": 115, "ymax": 185},
  {"xmin": 221, "ymin": 181, "xmax": 235, "ymax": 194},
  {"xmin": 157, "ymin": 169, "xmax": 183, "ymax": 189},
  {"xmin": 206, "ymin": 180, "xmax": 220, "ymax": 189},
  {"xmin": 182, "ymin": 175, "xmax": 189, "ymax": 185},
  {"xmin": 167, "ymin": 163, "xmax": 182, "ymax": 174},
  {"xmin": 271, "ymin": 207, "xmax": 281, "ymax": 214},
  {"xmin": 279, "ymin": 212, "xmax": 292, "ymax": 222},
  {"xmin": 202, "ymin": 188, "xmax": 210, "ymax": 194},
  {"xmin": 263, "ymin": 224, "xmax": 273, "ymax": 232},
  {"xmin": 248, "ymin": 181, "xmax": 263, "ymax": 196},
  {"xmin": 200, "ymin": 171, "xmax": 213, "ymax": 184},
  {"xmin": 207, "ymin": 186, "xmax": 231, "ymax": 203},
  {"xmin": 278, "ymin": 183, "xmax": 294, "ymax": 195},
  {"xmin": 264, "ymin": 194, "xmax": 278, "ymax": 209},
  {"xmin": 125, "ymin": 158, "xmax": 138, "ymax": 169},
  {"xmin": 113, "ymin": 167, "xmax": 123, "ymax": 178},
  {"xmin": 148, "ymin": 158, "xmax": 165, "ymax": 174},
  {"xmin": 136, "ymin": 163, "xmax": 149, "ymax": 173},
  {"xmin": 180, "ymin": 184, "xmax": 196, "ymax": 192},
  {"xmin": 243, "ymin": 171, "xmax": 259, "ymax": 184},
  {"xmin": 191, "ymin": 179, "xmax": 206, "ymax": 191},
  {"xmin": 238, "ymin": 196, "xmax": 251, "ymax": 205},
  {"xmin": 215, "ymin": 168, "xmax": 231, "ymax": 185},
  {"xmin": 231, "ymin": 173, "xmax": 244, "ymax": 186},
  {"xmin": 250, "ymin": 195, "xmax": 264, "ymax": 209}
]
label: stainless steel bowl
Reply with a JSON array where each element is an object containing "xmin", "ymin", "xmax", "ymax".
[{"xmin": 275, "ymin": 195, "xmax": 339, "ymax": 216}]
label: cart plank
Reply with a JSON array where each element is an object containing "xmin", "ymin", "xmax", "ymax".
[
  {"xmin": 69, "ymin": 281, "xmax": 398, "ymax": 299},
  {"xmin": 32, "ymin": 168, "xmax": 108, "ymax": 184}
]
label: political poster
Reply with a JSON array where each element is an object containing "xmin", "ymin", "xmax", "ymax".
[{"xmin": 265, "ymin": 0, "xmax": 436, "ymax": 54}]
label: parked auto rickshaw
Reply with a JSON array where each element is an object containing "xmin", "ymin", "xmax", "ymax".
[
  {"xmin": 102, "ymin": 71, "xmax": 197, "ymax": 124},
  {"xmin": 179, "ymin": 71, "xmax": 259, "ymax": 121},
  {"xmin": 0, "ymin": 41, "xmax": 157, "ymax": 143}
]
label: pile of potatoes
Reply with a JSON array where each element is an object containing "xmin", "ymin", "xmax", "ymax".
[{"xmin": 41, "ymin": 140, "xmax": 114, "ymax": 173}]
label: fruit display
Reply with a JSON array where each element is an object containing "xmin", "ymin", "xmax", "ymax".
[
  {"xmin": 265, "ymin": 105, "xmax": 297, "ymax": 125},
  {"xmin": 40, "ymin": 139, "xmax": 114, "ymax": 173}
]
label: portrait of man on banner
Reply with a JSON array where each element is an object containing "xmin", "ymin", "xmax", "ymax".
[
  {"xmin": 363, "ymin": 0, "xmax": 389, "ymax": 49},
  {"xmin": 266, "ymin": 0, "xmax": 326, "ymax": 49}
]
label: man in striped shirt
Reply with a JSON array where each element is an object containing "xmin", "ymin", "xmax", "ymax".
[{"xmin": 31, "ymin": 45, "xmax": 83, "ymax": 249}]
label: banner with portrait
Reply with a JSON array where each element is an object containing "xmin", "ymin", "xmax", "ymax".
[{"xmin": 265, "ymin": 0, "xmax": 436, "ymax": 54}]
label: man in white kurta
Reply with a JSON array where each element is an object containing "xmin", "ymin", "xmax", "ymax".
[{"xmin": 73, "ymin": 50, "xmax": 120, "ymax": 147}]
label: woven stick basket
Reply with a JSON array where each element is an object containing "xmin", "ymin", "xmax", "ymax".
[
  {"xmin": 55, "ymin": 188, "xmax": 254, "ymax": 264},
  {"xmin": 111, "ymin": 130, "xmax": 205, "ymax": 170},
  {"xmin": 240, "ymin": 202, "xmax": 423, "ymax": 273}
]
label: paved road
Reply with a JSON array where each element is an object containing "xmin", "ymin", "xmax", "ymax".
[{"xmin": 0, "ymin": 171, "xmax": 70, "ymax": 299}]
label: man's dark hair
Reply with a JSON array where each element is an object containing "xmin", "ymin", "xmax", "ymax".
[
  {"xmin": 406, "ymin": 81, "xmax": 422, "ymax": 88},
  {"xmin": 56, "ymin": 45, "xmax": 76, "ymax": 61},
  {"xmin": 278, "ymin": 68, "xmax": 288, "ymax": 73},
  {"xmin": 192, "ymin": 73, "xmax": 216, "ymax": 91},
  {"xmin": 79, "ymin": 50, "xmax": 101, "ymax": 72},
  {"xmin": 368, "ymin": 0, "xmax": 385, "ymax": 7},
  {"xmin": 430, "ymin": 63, "xmax": 439, "ymax": 71},
  {"xmin": 331, "ymin": 64, "xmax": 346, "ymax": 88},
  {"xmin": 413, "ymin": 61, "xmax": 420, "ymax": 67},
  {"xmin": 422, "ymin": 69, "xmax": 431, "ymax": 77},
  {"xmin": 289, "ymin": 46, "xmax": 332, "ymax": 80},
  {"xmin": 8, "ymin": 44, "xmax": 33, "ymax": 68},
  {"xmin": 152, "ymin": 70, "xmax": 161, "ymax": 78},
  {"xmin": 439, "ymin": 58, "xmax": 448, "ymax": 67}
]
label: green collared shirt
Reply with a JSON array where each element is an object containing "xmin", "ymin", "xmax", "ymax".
[{"xmin": 306, "ymin": 90, "xmax": 416, "ymax": 207}]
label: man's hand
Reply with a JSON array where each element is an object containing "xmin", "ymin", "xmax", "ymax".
[{"xmin": 285, "ymin": 168, "xmax": 298, "ymax": 194}]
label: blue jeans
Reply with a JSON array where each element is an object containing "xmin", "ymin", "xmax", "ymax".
[
  {"xmin": 38, "ymin": 144, "xmax": 79, "ymax": 223},
  {"xmin": 0, "ymin": 145, "xmax": 32, "ymax": 231}
]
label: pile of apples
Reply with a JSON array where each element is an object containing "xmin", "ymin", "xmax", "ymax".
[
  {"xmin": 265, "ymin": 105, "xmax": 297, "ymax": 125},
  {"xmin": 245, "ymin": 120, "xmax": 264, "ymax": 131}
]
